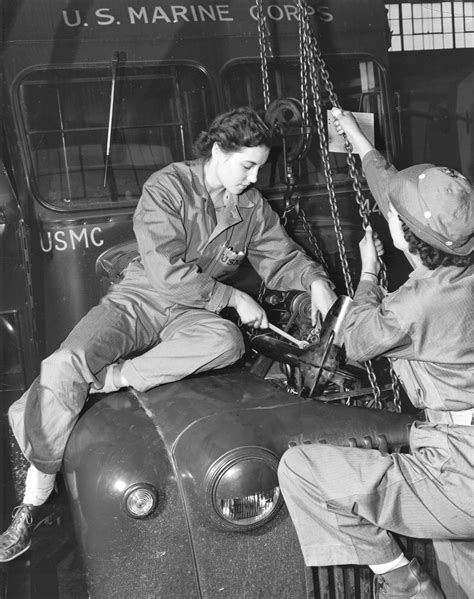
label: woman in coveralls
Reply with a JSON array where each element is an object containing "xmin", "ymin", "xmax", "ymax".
[
  {"xmin": 0, "ymin": 107, "xmax": 336, "ymax": 562},
  {"xmin": 278, "ymin": 108, "xmax": 474, "ymax": 598}
]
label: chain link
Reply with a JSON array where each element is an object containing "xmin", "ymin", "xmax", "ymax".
[
  {"xmin": 298, "ymin": 207, "xmax": 329, "ymax": 272},
  {"xmin": 256, "ymin": 0, "xmax": 271, "ymax": 111},
  {"xmin": 297, "ymin": 0, "xmax": 385, "ymax": 408}
]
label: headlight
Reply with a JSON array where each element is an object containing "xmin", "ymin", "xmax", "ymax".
[
  {"xmin": 204, "ymin": 448, "xmax": 283, "ymax": 531},
  {"xmin": 121, "ymin": 483, "xmax": 158, "ymax": 518}
]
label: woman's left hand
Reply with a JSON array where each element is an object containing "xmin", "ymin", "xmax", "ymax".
[{"xmin": 359, "ymin": 225, "xmax": 384, "ymax": 277}]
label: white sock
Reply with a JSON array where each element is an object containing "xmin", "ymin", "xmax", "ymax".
[
  {"xmin": 369, "ymin": 553, "xmax": 409, "ymax": 575},
  {"xmin": 91, "ymin": 363, "xmax": 129, "ymax": 394},
  {"xmin": 22, "ymin": 465, "xmax": 56, "ymax": 506}
]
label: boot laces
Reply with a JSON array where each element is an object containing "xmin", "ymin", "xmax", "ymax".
[{"xmin": 10, "ymin": 505, "xmax": 33, "ymax": 531}]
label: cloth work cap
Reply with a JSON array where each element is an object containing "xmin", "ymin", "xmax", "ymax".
[{"xmin": 388, "ymin": 164, "xmax": 474, "ymax": 256}]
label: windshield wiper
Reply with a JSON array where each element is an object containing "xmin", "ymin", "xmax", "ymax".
[
  {"xmin": 56, "ymin": 88, "xmax": 73, "ymax": 200},
  {"xmin": 103, "ymin": 51, "xmax": 120, "ymax": 187}
]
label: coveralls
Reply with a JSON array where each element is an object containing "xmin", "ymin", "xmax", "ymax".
[
  {"xmin": 10, "ymin": 159, "xmax": 329, "ymax": 475},
  {"xmin": 278, "ymin": 150, "xmax": 474, "ymax": 598}
]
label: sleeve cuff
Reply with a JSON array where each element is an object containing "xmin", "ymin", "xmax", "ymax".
[
  {"xmin": 207, "ymin": 281, "xmax": 233, "ymax": 313},
  {"xmin": 302, "ymin": 269, "xmax": 334, "ymax": 292},
  {"xmin": 354, "ymin": 279, "xmax": 385, "ymax": 302}
]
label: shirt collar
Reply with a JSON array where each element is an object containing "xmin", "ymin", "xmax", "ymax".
[
  {"xmin": 187, "ymin": 159, "xmax": 209, "ymax": 200},
  {"xmin": 188, "ymin": 159, "xmax": 257, "ymax": 208},
  {"xmin": 407, "ymin": 264, "xmax": 434, "ymax": 281}
]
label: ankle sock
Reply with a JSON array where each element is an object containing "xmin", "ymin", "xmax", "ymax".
[
  {"xmin": 369, "ymin": 553, "xmax": 409, "ymax": 575},
  {"xmin": 22, "ymin": 465, "xmax": 56, "ymax": 507}
]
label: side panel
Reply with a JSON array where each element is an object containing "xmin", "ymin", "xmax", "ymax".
[{"xmin": 63, "ymin": 392, "xmax": 199, "ymax": 599}]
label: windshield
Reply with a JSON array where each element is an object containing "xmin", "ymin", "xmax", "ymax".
[
  {"xmin": 17, "ymin": 64, "xmax": 214, "ymax": 210},
  {"xmin": 222, "ymin": 55, "xmax": 391, "ymax": 190}
]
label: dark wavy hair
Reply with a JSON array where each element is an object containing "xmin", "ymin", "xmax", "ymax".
[
  {"xmin": 193, "ymin": 107, "xmax": 272, "ymax": 158},
  {"xmin": 400, "ymin": 219, "xmax": 472, "ymax": 270}
]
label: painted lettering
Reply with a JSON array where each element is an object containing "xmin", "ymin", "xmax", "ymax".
[
  {"xmin": 249, "ymin": 4, "xmax": 323, "ymax": 22},
  {"xmin": 283, "ymin": 5, "xmax": 298, "ymax": 20},
  {"xmin": 152, "ymin": 7, "xmax": 171, "ymax": 23},
  {"xmin": 215, "ymin": 5, "xmax": 232, "ymax": 21},
  {"xmin": 62, "ymin": 10, "xmax": 81, "ymax": 27},
  {"xmin": 90, "ymin": 227, "xmax": 104, "ymax": 247},
  {"xmin": 171, "ymin": 6, "xmax": 189, "ymax": 22},
  {"xmin": 267, "ymin": 5, "xmax": 284, "ymax": 20},
  {"xmin": 317, "ymin": 6, "xmax": 333, "ymax": 23},
  {"xmin": 96, "ymin": 8, "xmax": 115, "ymax": 25},
  {"xmin": 40, "ymin": 227, "xmax": 104, "ymax": 253},
  {"xmin": 128, "ymin": 6, "xmax": 148, "ymax": 24},
  {"xmin": 198, "ymin": 5, "xmax": 217, "ymax": 21},
  {"xmin": 127, "ymin": 5, "xmax": 234, "ymax": 24},
  {"xmin": 69, "ymin": 228, "xmax": 89, "ymax": 250},
  {"xmin": 53, "ymin": 231, "xmax": 68, "ymax": 252}
]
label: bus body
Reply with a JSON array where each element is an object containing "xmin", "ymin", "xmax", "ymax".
[{"xmin": 0, "ymin": 1, "xmax": 438, "ymax": 597}]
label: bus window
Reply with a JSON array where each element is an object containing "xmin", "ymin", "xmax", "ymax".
[
  {"xmin": 222, "ymin": 56, "xmax": 390, "ymax": 189},
  {"xmin": 16, "ymin": 64, "xmax": 214, "ymax": 210}
]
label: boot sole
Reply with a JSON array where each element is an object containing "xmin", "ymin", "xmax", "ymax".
[{"xmin": 0, "ymin": 541, "xmax": 32, "ymax": 562}]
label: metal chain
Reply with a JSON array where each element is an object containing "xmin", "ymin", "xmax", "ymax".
[
  {"xmin": 298, "ymin": 207, "xmax": 329, "ymax": 272},
  {"xmin": 298, "ymin": 10, "xmax": 309, "ymax": 128},
  {"xmin": 297, "ymin": 0, "xmax": 353, "ymax": 297},
  {"xmin": 297, "ymin": 0, "xmax": 384, "ymax": 408},
  {"xmin": 256, "ymin": 0, "xmax": 271, "ymax": 111}
]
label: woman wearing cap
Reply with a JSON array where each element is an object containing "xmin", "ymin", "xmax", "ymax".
[
  {"xmin": 0, "ymin": 106, "xmax": 336, "ymax": 563},
  {"xmin": 278, "ymin": 108, "xmax": 473, "ymax": 598}
]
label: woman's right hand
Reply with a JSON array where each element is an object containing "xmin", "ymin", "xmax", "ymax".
[
  {"xmin": 330, "ymin": 107, "xmax": 375, "ymax": 159},
  {"xmin": 229, "ymin": 288, "xmax": 268, "ymax": 329}
]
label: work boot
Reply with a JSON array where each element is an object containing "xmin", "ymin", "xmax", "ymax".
[
  {"xmin": 0, "ymin": 504, "xmax": 36, "ymax": 562},
  {"xmin": 373, "ymin": 558, "xmax": 444, "ymax": 598}
]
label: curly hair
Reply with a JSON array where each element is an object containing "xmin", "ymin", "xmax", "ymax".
[
  {"xmin": 193, "ymin": 107, "xmax": 271, "ymax": 158},
  {"xmin": 400, "ymin": 219, "xmax": 472, "ymax": 270}
]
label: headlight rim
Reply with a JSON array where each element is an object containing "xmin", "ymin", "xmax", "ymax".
[{"xmin": 204, "ymin": 446, "xmax": 283, "ymax": 532}]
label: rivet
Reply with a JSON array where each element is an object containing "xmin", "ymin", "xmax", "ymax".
[
  {"xmin": 424, "ymin": 210, "xmax": 431, "ymax": 218},
  {"xmin": 419, "ymin": 173, "xmax": 426, "ymax": 179},
  {"xmin": 445, "ymin": 241, "xmax": 453, "ymax": 246}
]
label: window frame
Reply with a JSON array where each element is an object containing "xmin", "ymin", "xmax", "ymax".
[{"xmin": 13, "ymin": 60, "xmax": 217, "ymax": 213}]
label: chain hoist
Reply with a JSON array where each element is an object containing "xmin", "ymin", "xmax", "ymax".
[
  {"xmin": 256, "ymin": 2, "xmax": 327, "ymax": 303},
  {"xmin": 296, "ymin": 0, "xmax": 400, "ymax": 411}
]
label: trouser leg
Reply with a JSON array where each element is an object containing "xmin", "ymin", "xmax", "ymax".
[
  {"xmin": 122, "ymin": 309, "xmax": 244, "ymax": 392},
  {"xmin": 278, "ymin": 443, "xmax": 474, "ymax": 568},
  {"xmin": 433, "ymin": 540, "xmax": 474, "ymax": 599},
  {"xmin": 9, "ymin": 294, "xmax": 155, "ymax": 474},
  {"xmin": 278, "ymin": 444, "xmax": 401, "ymax": 566}
]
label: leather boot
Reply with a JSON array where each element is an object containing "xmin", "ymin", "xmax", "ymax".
[
  {"xmin": 373, "ymin": 558, "xmax": 444, "ymax": 598},
  {"xmin": 0, "ymin": 504, "xmax": 37, "ymax": 562}
]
